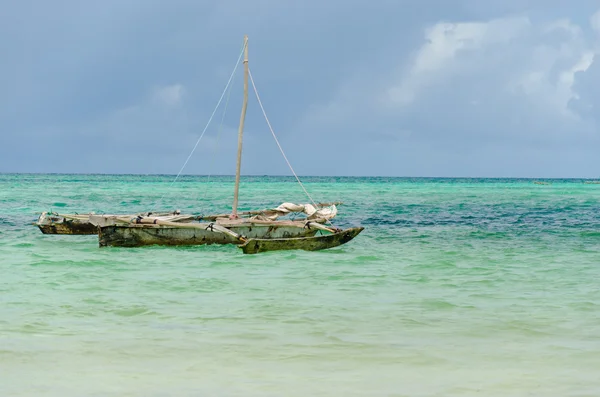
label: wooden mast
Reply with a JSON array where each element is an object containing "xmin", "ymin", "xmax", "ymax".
[{"xmin": 232, "ymin": 35, "xmax": 249, "ymax": 218}]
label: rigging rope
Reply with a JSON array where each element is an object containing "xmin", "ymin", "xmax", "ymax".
[
  {"xmin": 248, "ymin": 68, "xmax": 320, "ymax": 210},
  {"xmin": 152, "ymin": 41, "xmax": 247, "ymax": 211},
  {"xmin": 199, "ymin": 60, "xmax": 237, "ymax": 204}
]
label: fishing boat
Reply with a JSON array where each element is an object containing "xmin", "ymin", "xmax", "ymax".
[
  {"xmin": 35, "ymin": 210, "xmax": 192, "ymax": 235},
  {"xmin": 98, "ymin": 36, "xmax": 363, "ymax": 253}
]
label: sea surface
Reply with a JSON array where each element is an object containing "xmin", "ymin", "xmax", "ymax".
[{"xmin": 1, "ymin": 174, "xmax": 600, "ymax": 396}]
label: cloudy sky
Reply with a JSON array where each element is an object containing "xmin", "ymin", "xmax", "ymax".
[{"xmin": 1, "ymin": 0, "xmax": 600, "ymax": 177}]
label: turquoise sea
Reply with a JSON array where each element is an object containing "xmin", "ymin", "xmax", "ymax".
[{"xmin": 1, "ymin": 174, "xmax": 600, "ymax": 396}]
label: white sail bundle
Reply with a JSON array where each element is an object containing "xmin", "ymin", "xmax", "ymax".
[{"xmin": 250, "ymin": 202, "xmax": 338, "ymax": 221}]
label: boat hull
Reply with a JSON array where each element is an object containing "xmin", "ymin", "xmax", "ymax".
[
  {"xmin": 37, "ymin": 221, "xmax": 98, "ymax": 235},
  {"xmin": 98, "ymin": 223, "xmax": 319, "ymax": 247},
  {"xmin": 36, "ymin": 212, "xmax": 191, "ymax": 235},
  {"xmin": 240, "ymin": 227, "xmax": 364, "ymax": 254}
]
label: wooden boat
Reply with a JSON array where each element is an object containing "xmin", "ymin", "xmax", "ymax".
[
  {"xmin": 35, "ymin": 211, "xmax": 192, "ymax": 235},
  {"xmin": 98, "ymin": 204, "xmax": 342, "ymax": 248},
  {"xmin": 98, "ymin": 35, "xmax": 363, "ymax": 253},
  {"xmin": 36, "ymin": 212, "xmax": 99, "ymax": 235},
  {"xmin": 99, "ymin": 218, "xmax": 331, "ymax": 248},
  {"xmin": 240, "ymin": 227, "xmax": 365, "ymax": 254}
]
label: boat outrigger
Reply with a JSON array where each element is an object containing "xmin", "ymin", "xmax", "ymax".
[
  {"xmin": 35, "ymin": 210, "xmax": 191, "ymax": 235},
  {"xmin": 37, "ymin": 36, "xmax": 364, "ymax": 254}
]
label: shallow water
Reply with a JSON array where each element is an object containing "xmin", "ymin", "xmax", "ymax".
[{"xmin": 1, "ymin": 174, "xmax": 600, "ymax": 396}]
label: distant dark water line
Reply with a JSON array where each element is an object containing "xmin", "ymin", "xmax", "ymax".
[{"xmin": 1, "ymin": 173, "xmax": 600, "ymax": 184}]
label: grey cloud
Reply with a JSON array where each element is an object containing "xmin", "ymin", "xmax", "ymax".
[
  {"xmin": 1, "ymin": 1, "xmax": 600, "ymax": 177},
  {"xmin": 291, "ymin": 9, "xmax": 600, "ymax": 177}
]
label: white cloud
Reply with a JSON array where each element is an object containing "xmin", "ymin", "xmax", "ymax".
[
  {"xmin": 591, "ymin": 10, "xmax": 600, "ymax": 33},
  {"xmin": 559, "ymin": 51, "xmax": 594, "ymax": 97},
  {"xmin": 383, "ymin": 14, "xmax": 600, "ymax": 126},
  {"xmin": 387, "ymin": 16, "xmax": 530, "ymax": 106},
  {"xmin": 297, "ymin": 11, "xmax": 600, "ymax": 157},
  {"xmin": 414, "ymin": 17, "xmax": 530, "ymax": 73},
  {"xmin": 152, "ymin": 84, "xmax": 185, "ymax": 107},
  {"xmin": 543, "ymin": 18, "xmax": 583, "ymax": 38}
]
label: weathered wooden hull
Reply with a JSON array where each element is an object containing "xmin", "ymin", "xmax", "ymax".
[
  {"xmin": 36, "ymin": 211, "xmax": 191, "ymax": 235},
  {"xmin": 88, "ymin": 214, "xmax": 196, "ymax": 228},
  {"xmin": 240, "ymin": 227, "xmax": 364, "ymax": 254},
  {"xmin": 37, "ymin": 221, "xmax": 98, "ymax": 235},
  {"xmin": 98, "ymin": 223, "xmax": 319, "ymax": 248}
]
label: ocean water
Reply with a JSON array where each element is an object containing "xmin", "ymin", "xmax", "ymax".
[{"xmin": 1, "ymin": 174, "xmax": 600, "ymax": 396}]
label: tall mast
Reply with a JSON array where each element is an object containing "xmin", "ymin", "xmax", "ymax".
[{"xmin": 232, "ymin": 35, "xmax": 249, "ymax": 218}]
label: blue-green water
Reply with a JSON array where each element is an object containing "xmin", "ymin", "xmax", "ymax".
[{"xmin": 1, "ymin": 174, "xmax": 600, "ymax": 396}]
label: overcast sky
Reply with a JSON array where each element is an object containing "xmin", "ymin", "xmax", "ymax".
[{"xmin": 1, "ymin": 0, "xmax": 600, "ymax": 177}]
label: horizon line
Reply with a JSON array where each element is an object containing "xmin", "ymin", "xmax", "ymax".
[{"xmin": 1, "ymin": 172, "xmax": 599, "ymax": 180}]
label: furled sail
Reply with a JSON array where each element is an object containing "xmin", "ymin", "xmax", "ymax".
[{"xmin": 250, "ymin": 202, "xmax": 338, "ymax": 221}]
